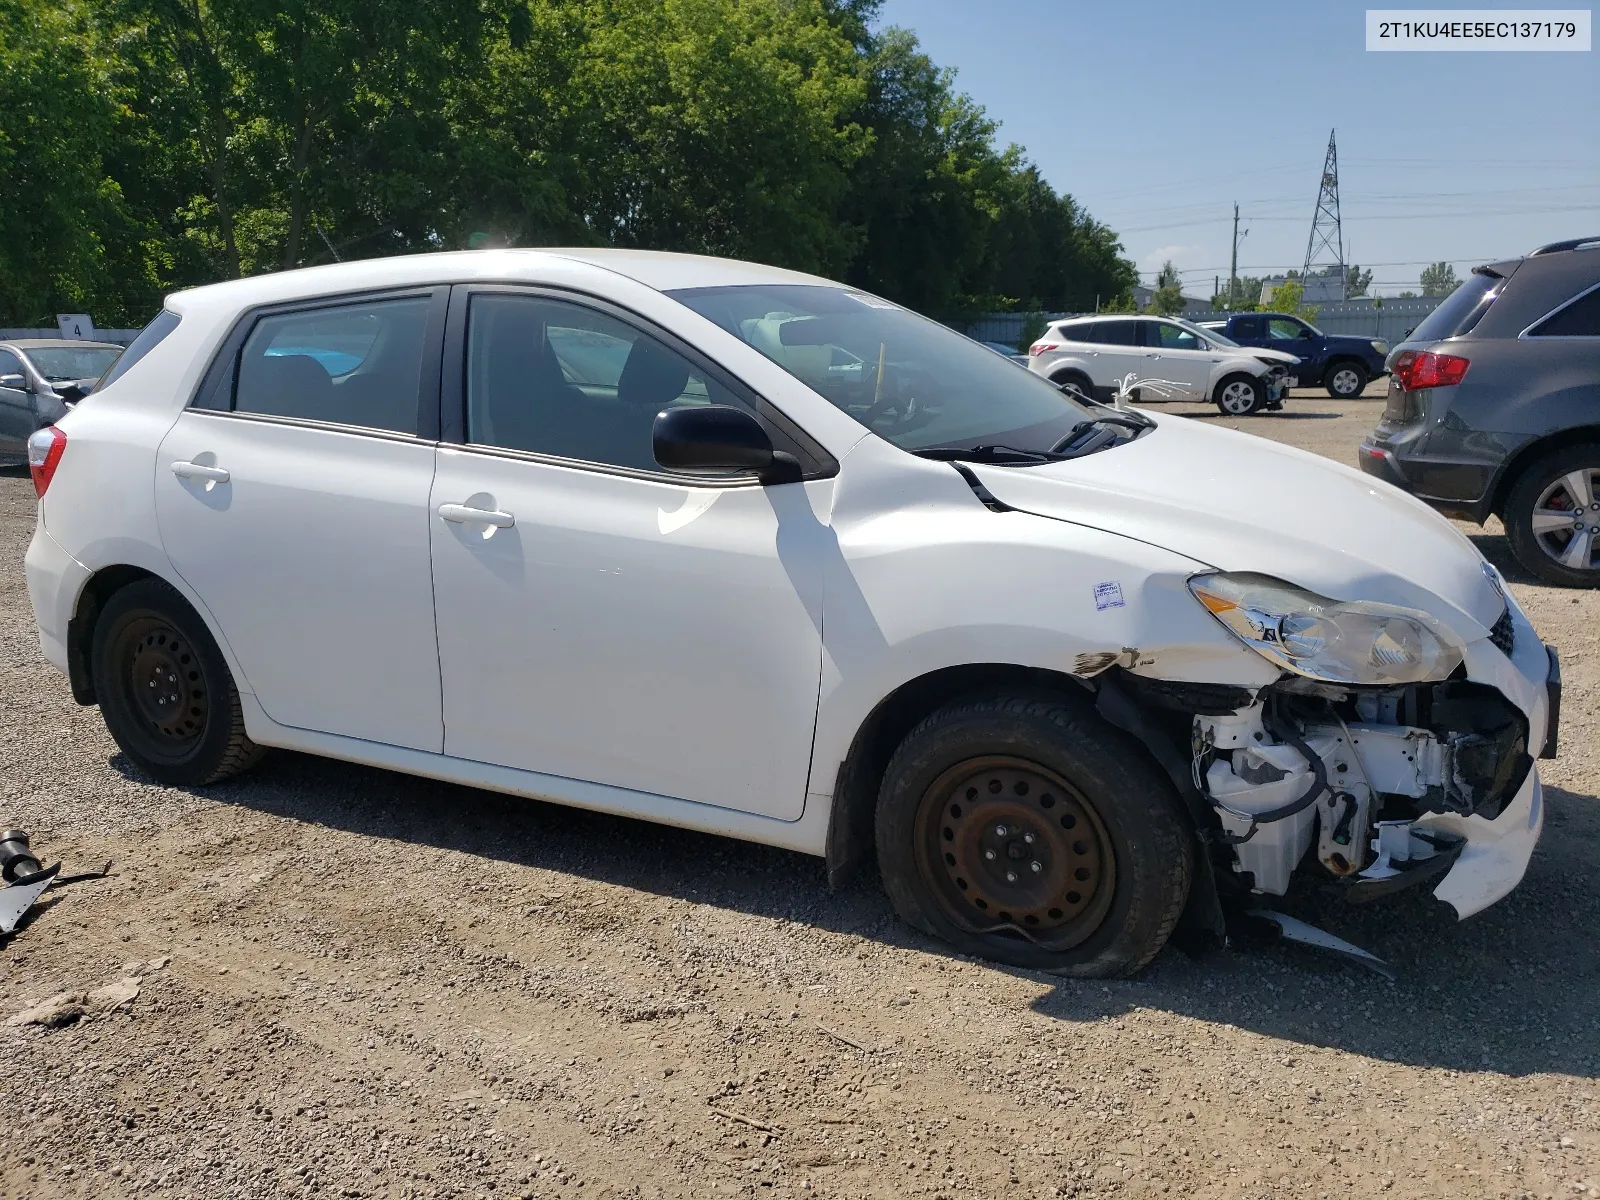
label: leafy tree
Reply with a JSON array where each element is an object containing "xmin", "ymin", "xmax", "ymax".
[
  {"xmin": 1212, "ymin": 276, "xmax": 1262, "ymax": 311},
  {"xmin": 1345, "ymin": 264, "xmax": 1373, "ymax": 297},
  {"xmin": 1397, "ymin": 290, "xmax": 1418, "ymax": 299},
  {"xmin": 1420, "ymin": 261, "xmax": 1460, "ymax": 296},
  {"xmin": 1267, "ymin": 278, "xmax": 1318, "ymax": 321}
]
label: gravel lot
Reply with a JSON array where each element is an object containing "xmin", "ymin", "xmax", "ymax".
[{"xmin": 2, "ymin": 390, "xmax": 1596, "ymax": 1200}]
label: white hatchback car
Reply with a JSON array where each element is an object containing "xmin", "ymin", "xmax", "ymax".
[
  {"xmin": 25, "ymin": 250, "xmax": 1556, "ymax": 977},
  {"xmin": 1028, "ymin": 315, "xmax": 1300, "ymax": 415}
]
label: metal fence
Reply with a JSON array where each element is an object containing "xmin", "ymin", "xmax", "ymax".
[
  {"xmin": 1, "ymin": 328, "xmax": 142, "ymax": 346},
  {"xmin": 963, "ymin": 295, "xmax": 1446, "ymax": 350}
]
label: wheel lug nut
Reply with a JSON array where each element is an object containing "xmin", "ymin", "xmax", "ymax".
[
  {"xmin": 984, "ymin": 849, "xmax": 996, "ymax": 861},
  {"xmin": 1030, "ymin": 861, "xmax": 1042, "ymax": 872},
  {"xmin": 1005, "ymin": 871, "xmax": 1017, "ymax": 883},
  {"xmin": 1023, "ymin": 832, "xmax": 1035, "ymax": 844},
  {"xmin": 994, "ymin": 825, "xmax": 1007, "ymax": 837}
]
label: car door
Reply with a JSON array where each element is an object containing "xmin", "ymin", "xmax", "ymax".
[
  {"xmin": 1089, "ymin": 319, "xmax": 1143, "ymax": 385},
  {"xmin": 154, "ymin": 288, "xmax": 449, "ymax": 752},
  {"xmin": 1229, "ymin": 315, "xmax": 1268, "ymax": 347},
  {"xmin": 1266, "ymin": 316, "xmax": 1317, "ymax": 363},
  {"xmin": 428, "ymin": 286, "xmax": 829, "ymax": 819},
  {"xmin": 1137, "ymin": 320, "xmax": 1213, "ymax": 400},
  {"xmin": 0, "ymin": 349, "xmax": 35, "ymax": 454}
]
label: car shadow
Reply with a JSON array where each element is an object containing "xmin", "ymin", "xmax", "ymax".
[
  {"xmin": 115, "ymin": 751, "xmax": 1600, "ymax": 1080},
  {"xmin": 1178, "ymin": 410, "xmax": 1346, "ymax": 421}
]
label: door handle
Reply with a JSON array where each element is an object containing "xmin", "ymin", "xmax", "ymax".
[
  {"xmin": 438, "ymin": 503, "xmax": 514, "ymax": 528},
  {"xmin": 1143, "ymin": 352, "xmax": 1161, "ymax": 359},
  {"xmin": 171, "ymin": 461, "xmax": 230, "ymax": 483}
]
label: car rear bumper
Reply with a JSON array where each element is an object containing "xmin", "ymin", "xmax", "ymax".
[{"xmin": 24, "ymin": 521, "xmax": 88, "ymax": 675}]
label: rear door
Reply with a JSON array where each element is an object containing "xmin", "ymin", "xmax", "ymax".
[
  {"xmin": 1090, "ymin": 319, "xmax": 1143, "ymax": 383},
  {"xmin": 1228, "ymin": 315, "xmax": 1268, "ymax": 347},
  {"xmin": 154, "ymin": 289, "xmax": 449, "ymax": 751}
]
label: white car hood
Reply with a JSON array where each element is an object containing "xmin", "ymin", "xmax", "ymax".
[
  {"xmin": 967, "ymin": 414, "xmax": 1505, "ymax": 637},
  {"xmin": 1241, "ymin": 347, "xmax": 1300, "ymax": 365}
]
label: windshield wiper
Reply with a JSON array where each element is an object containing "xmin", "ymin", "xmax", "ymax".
[{"xmin": 911, "ymin": 444, "xmax": 1069, "ymax": 464}]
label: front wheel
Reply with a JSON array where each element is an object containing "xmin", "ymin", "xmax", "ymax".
[
  {"xmin": 875, "ymin": 692, "xmax": 1192, "ymax": 977},
  {"xmin": 91, "ymin": 578, "xmax": 266, "ymax": 785},
  {"xmin": 1504, "ymin": 445, "xmax": 1600, "ymax": 587},
  {"xmin": 1214, "ymin": 374, "xmax": 1266, "ymax": 416},
  {"xmin": 1325, "ymin": 361, "xmax": 1369, "ymax": 399}
]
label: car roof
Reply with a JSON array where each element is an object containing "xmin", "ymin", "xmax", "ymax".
[
  {"xmin": 165, "ymin": 249, "xmax": 845, "ymax": 314},
  {"xmin": 2, "ymin": 339, "xmax": 123, "ymax": 351}
]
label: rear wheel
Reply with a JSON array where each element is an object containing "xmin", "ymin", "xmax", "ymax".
[
  {"xmin": 1505, "ymin": 444, "xmax": 1600, "ymax": 587},
  {"xmin": 875, "ymin": 692, "xmax": 1192, "ymax": 977},
  {"xmin": 1050, "ymin": 369, "xmax": 1095, "ymax": 403},
  {"xmin": 1325, "ymin": 360, "xmax": 1368, "ymax": 399},
  {"xmin": 1214, "ymin": 374, "xmax": 1265, "ymax": 416},
  {"xmin": 91, "ymin": 578, "xmax": 265, "ymax": 784}
]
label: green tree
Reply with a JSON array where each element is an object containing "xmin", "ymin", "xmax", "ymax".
[
  {"xmin": 1268, "ymin": 278, "xmax": 1318, "ymax": 321},
  {"xmin": 1397, "ymin": 290, "xmax": 1418, "ymax": 299},
  {"xmin": 1420, "ymin": 261, "xmax": 1460, "ymax": 296},
  {"xmin": 1345, "ymin": 264, "xmax": 1373, "ymax": 297}
]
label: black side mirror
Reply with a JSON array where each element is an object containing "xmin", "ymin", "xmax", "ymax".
[
  {"xmin": 0, "ymin": 373, "xmax": 28, "ymax": 392},
  {"xmin": 652, "ymin": 405, "xmax": 801, "ymax": 483},
  {"xmin": 1299, "ymin": 328, "xmax": 1315, "ymax": 339}
]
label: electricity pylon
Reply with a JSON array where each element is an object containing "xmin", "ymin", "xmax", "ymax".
[{"xmin": 1301, "ymin": 129, "xmax": 1346, "ymax": 300}]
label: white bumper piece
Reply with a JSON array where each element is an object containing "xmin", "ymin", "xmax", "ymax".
[{"xmin": 1420, "ymin": 765, "xmax": 1544, "ymax": 919}]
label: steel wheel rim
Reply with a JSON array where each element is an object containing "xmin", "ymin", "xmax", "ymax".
[
  {"xmin": 914, "ymin": 756, "xmax": 1116, "ymax": 951},
  {"xmin": 1331, "ymin": 367, "xmax": 1360, "ymax": 396},
  {"xmin": 1531, "ymin": 467, "xmax": 1600, "ymax": 571},
  {"xmin": 1220, "ymin": 381, "xmax": 1256, "ymax": 413},
  {"xmin": 117, "ymin": 616, "xmax": 208, "ymax": 752}
]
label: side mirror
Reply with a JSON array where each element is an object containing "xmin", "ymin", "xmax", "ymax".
[
  {"xmin": 1299, "ymin": 328, "xmax": 1315, "ymax": 339},
  {"xmin": 0, "ymin": 373, "xmax": 28, "ymax": 392},
  {"xmin": 652, "ymin": 405, "xmax": 801, "ymax": 483}
]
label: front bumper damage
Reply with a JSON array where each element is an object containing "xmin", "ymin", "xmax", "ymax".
[{"xmin": 1116, "ymin": 593, "xmax": 1553, "ymax": 924}]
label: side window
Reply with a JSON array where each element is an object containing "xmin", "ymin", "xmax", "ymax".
[
  {"xmin": 1098, "ymin": 320, "xmax": 1138, "ymax": 346},
  {"xmin": 1267, "ymin": 317, "xmax": 1305, "ymax": 339},
  {"xmin": 1232, "ymin": 316, "xmax": 1266, "ymax": 338},
  {"xmin": 1152, "ymin": 322, "xmax": 1200, "ymax": 350},
  {"xmin": 95, "ymin": 310, "xmax": 181, "ymax": 392},
  {"xmin": 1060, "ymin": 322, "xmax": 1098, "ymax": 343},
  {"xmin": 465, "ymin": 293, "xmax": 759, "ymax": 474},
  {"xmin": 1529, "ymin": 285, "xmax": 1600, "ymax": 337},
  {"xmin": 233, "ymin": 297, "xmax": 430, "ymax": 434},
  {"xmin": 0, "ymin": 349, "xmax": 24, "ymax": 385}
]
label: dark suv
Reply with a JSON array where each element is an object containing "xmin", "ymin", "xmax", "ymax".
[
  {"xmin": 1359, "ymin": 237, "xmax": 1600, "ymax": 586},
  {"xmin": 1203, "ymin": 312, "xmax": 1390, "ymax": 398}
]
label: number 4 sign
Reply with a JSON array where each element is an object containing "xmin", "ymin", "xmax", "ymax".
[{"xmin": 56, "ymin": 313, "xmax": 95, "ymax": 340}]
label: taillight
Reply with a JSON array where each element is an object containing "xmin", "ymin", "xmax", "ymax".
[
  {"xmin": 1392, "ymin": 349, "xmax": 1469, "ymax": 391},
  {"xmin": 27, "ymin": 426, "xmax": 67, "ymax": 497},
  {"xmin": 1029, "ymin": 342, "xmax": 1059, "ymax": 357}
]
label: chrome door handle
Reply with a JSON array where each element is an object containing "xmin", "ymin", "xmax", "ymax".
[
  {"xmin": 438, "ymin": 503, "xmax": 514, "ymax": 528},
  {"xmin": 171, "ymin": 461, "xmax": 230, "ymax": 483}
]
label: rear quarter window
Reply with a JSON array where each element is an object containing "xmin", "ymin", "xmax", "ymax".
[
  {"xmin": 1407, "ymin": 272, "xmax": 1499, "ymax": 342},
  {"xmin": 94, "ymin": 310, "xmax": 181, "ymax": 392}
]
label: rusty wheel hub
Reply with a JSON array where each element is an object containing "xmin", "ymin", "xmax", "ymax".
[{"xmin": 916, "ymin": 757, "xmax": 1115, "ymax": 949}]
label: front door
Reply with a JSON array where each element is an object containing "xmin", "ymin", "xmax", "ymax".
[
  {"xmin": 1137, "ymin": 320, "xmax": 1213, "ymax": 400},
  {"xmin": 154, "ymin": 290, "xmax": 447, "ymax": 751},
  {"xmin": 428, "ymin": 287, "xmax": 828, "ymax": 819},
  {"xmin": 0, "ymin": 349, "xmax": 35, "ymax": 455}
]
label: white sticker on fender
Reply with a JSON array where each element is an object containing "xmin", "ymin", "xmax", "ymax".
[{"xmin": 1094, "ymin": 581, "xmax": 1125, "ymax": 611}]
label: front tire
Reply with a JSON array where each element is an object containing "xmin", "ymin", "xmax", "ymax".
[
  {"xmin": 91, "ymin": 578, "xmax": 265, "ymax": 785},
  {"xmin": 1504, "ymin": 444, "xmax": 1600, "ymax": 587},
  {"xmin": 1214, "ymin": 374, "xmax": 1266, "ymax": 416},
  {"xmin": 1325, "ymin": 360, "xmax": 1368, "ymax": 399},
  {"xmin": 875, "ymin": 692, "xmax": 1192, "ymax": 977}
]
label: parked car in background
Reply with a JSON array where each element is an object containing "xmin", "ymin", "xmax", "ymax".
[
  {"xmin": 1028, "ymin": 315, "xmax": 1298, "ymax": 415},
  {"xmin": 1201, "ymin": 312, "xmax": 1388, "ymax": 399},
  {"xmin": 24, "ymin": 249, "xmax": 1553, "ymax": 978},
  {"xmin": 1359, "ymin": 237, "xmax": 1600, "ymax": 587},
  {"xmin": 976, "ymin": 339, "xmax": 1030, "ymax": 366},
  {"xmin": 0, "ymin": 339, "xmax": 124, "ymax": 461}
]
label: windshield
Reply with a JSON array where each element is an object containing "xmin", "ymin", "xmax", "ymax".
[
  {"xmin": 1185, "ymin": 318, "xmax": 1239, "ymax": 347},
  {"xmin": 24, "ymin": 346, "xmax": 122, "ymax": 382},
  {"xmin": 666, "ymin": 284, "xmax": 1094, "ymax": 452}
]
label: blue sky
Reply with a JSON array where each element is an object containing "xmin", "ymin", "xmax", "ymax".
[{"xmin": 875, "ymin": 0, "xmax": 1599, "ymax": 296}]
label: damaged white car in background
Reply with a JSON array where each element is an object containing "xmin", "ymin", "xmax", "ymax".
[{"xmin": 24, "ymin": 249, "xmax": 1557, "ymax": 979}]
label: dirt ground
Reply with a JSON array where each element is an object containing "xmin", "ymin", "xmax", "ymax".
[{"xmin": 1, "ymin": 390, "xmax": 1596, "ymax": 1200}]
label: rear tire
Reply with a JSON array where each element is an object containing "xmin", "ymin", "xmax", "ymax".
[
  {"xmin": 1050, "ymin": 369, "xmax": 1095, "ymax": 403},
  {"xmin": 91, "ymin": 578, "xmax": 265, "ymax": 785},
  {"xmin": 875, "ymin": 691, "xmax": 1192, "ymax": 977},
  {"xmin": 1504, "ymin": 444, "xmax": 1600, "ymax": 587},
  {"xmin": 1325, "ymin": 360, "xmax": 1368, "ymax": 399},
  {"xmin": 1214, "ymin": 374, "xmax": 1265, "ymax": 416}
]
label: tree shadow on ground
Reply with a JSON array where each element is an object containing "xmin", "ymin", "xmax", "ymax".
[{"xmin": 116, "ymin": 740, "xmax": 1600, "ymax": 1080}]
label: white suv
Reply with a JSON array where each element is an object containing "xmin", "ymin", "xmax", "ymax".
[
  {"xmin": 1028, "ymin": 315, "xmax": 1299, "ymax": 415},
  {"xmin": 24, "ymin": 250, "xmax": 1554, "ymax": 977}
]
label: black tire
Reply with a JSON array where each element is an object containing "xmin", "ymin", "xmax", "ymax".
[
  {"xmin": 1504, "ymin": 443, "xmax": 1600, "ymax": 587},
  {"xmin": 875, "ymin": 691, "xmax": 1192, "ymax": 977},
  {"xmin": 1049, "ymin": 369, "xmax": 1095, "ymax": 403},
  {"xmin": 1213, "ymin": 373, "xmax": 1265, "ymax": 416},
  {"xmin": 1324, "ymin": 360, "xmax": 1368, "ymax": 400},
  {"xmin": 91, "ymin": 577, "xmax": 265, "ymax": 785}
]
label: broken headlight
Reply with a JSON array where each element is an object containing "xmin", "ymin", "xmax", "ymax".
[{"xmin": 1188, "ymin": 572, "xmax": 1464, "ymax": 685}]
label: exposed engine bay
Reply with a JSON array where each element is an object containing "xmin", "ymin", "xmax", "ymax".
[{"xmin": 1192, "ymin": 678, "xmax": 1531, "ymax": 897}]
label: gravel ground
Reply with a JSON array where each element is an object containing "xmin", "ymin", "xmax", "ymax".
[{"xmin": 1, "ymin": 390, "xmax": 1596, "ymax": 1200}]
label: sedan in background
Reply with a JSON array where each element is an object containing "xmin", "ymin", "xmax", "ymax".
[{"xmin": 0, "ymin": 339, "xmax": 124, "ymax": 460}]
